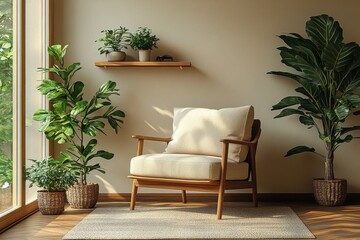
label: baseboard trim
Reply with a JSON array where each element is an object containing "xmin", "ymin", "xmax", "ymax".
[{"xmin": 99, "ymin": 193, "xmax": 360, "ymax": 203}]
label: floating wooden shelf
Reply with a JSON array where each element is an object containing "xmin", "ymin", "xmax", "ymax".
[{"xmin": 95, "ymin": 61, "xmax": 191, "ymax": 68}]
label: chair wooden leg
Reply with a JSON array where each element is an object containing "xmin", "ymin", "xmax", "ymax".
[
  {"xmin": 130, "ymin": 180, "xmax": 138, "ymax": 210},
  {"xmin": 181, "ymin": 190, "xmax": 187, "ymax": 204},
  {"xmin": 217, "ymin": 186, "xmax": 225, "ymax": 220},
  {"xmin": 252, "ymin": 186, "xmax": 258, "ymax": 207}
]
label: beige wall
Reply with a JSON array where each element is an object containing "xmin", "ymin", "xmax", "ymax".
[{"xmin": 53, "ymin": 0, "xmax": 360, "ymax": 193}]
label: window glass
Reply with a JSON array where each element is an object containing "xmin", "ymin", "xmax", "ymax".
[{"xmin": 0, "ymin": 0, "xmax": 15, "ymax": 214}]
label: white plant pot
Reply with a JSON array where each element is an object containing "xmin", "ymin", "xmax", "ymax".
[
  {"xmin": 139, "ymin": 50, "xmax": 151, "ymax": 62},
  {"xmin": 106, "ymin": 51, "xmax": 126, "ymax": 62}
]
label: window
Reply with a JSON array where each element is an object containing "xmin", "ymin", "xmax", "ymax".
[
  {"xmin": 0, "ymin": 0, "xmax": 52, "ymax": 231},
  {"xmin": 0, "ymin": 0, "xmax": 16, "ymax": 216}
]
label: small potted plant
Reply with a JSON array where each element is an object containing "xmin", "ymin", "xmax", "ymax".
[
  {"xmin": 33, "ymin": 45, "xmax": 125, "ymax": 209},
  {"xmin": 268, "ymin": 14, "xmax": 360, "ymax": 206},
  {"xmin": 26, "ymin": 157, "xmax": 77, "ymax": 215},
  {"xmin": 96, "ymin": 26, "xmax": 130, "ymax": 62},
  {"xmin": 130, "ymin": 27, "xmax": 159, "ymax": 62}
]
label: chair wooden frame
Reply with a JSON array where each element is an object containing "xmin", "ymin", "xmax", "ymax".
[{"xmin": 128, "ymin": 119, "xmax": 261, "ymax": 219}]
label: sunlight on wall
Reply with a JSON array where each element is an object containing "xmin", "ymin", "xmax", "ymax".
[
  {"xmin": 54, "ymin": 0, "xmax": 360, "ymax": 193},
  {"xmin": 95, "ymin": 175, "xmax": 117, "ymax": 193}
]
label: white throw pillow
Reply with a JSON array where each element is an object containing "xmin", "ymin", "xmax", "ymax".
[{"xmin": 165, "ymin": 106, "xmax": 254, "ymax": 162}]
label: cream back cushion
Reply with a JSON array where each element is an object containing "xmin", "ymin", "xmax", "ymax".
[{"xmin": 165, "ymin": 106, "xmax": 254, "ymax": 162}]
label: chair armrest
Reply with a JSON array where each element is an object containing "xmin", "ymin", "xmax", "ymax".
[
  {"xmin": 132, "ymin": 135, "xmax": 171, "ymax": 143},
  {"xmin": 220, "ymin": 128, "xmax": 261, "ymax": 146},
  {"xmin": 132, "ymin": 135, "xmax": 171, "ymax": 156}
]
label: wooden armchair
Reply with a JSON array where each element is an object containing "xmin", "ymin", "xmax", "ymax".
[{"xmin": 128, "ymin": 107, "xmax": 261, "ymax": 219}]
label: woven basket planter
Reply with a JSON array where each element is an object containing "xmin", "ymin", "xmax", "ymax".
[
  {"xmin": 66, "ymin": 183, "xmax": 99, "ymax": 209},
  {"xmin": 313, "ymin": 179, "xmax": 347, "ymax": 206},
  {"xmin": 37, "ymin": 190, "xmax": 66, "ymax": 215}
]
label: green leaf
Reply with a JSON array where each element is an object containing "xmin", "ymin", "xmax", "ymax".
[
  {"xmin": 33, "ymin": 109, "xmax": 51, "ymax": 121},
  {"xmin": 341, "ymin": 69, "xmax": 360, "ymax": 94},
  {"xmin": 319, "ymin": 133, "xmax": 331, "ymax": 142},
  {"xmin": 65, "ymin": 63, "xmax": 82, "ymax": 82},
  {"xmin": 322, "ymin": 42, "xmax": 358, "ymax": 72},
  {"xmin": 48, "ymin": 45, "xmax": 68, "ymax": 66},
  {"xmin": 111, "ymin": 109, "xmax": 125, "ymax": 118},
  {"xmin": 71, "ymin": 81, "xmax": 84, "ymax": 99},
  {"xmin": 59, "ymin": 152, "xmax": 73, "ymax": 163},
  {"xmin": 272, "ymin": 96, "xmax": 303, "ymax": 110},
  {"xmin": 71, "ymin": 100, "xmax": 88, "ymax": 117},
  {"xmin": 52, "ymin": 99, "xmax": 67, "ymax": 116},
  {"xmin": 87, "ymin": 150, "xmax": 114, "ymax": 162},
  {"xmin": 325, "ymin": 109, "xmax": 338, "ymax": 121},
  {"xmin": 336, "ymin": 134, "xmax": 353, "ymax": 144},
  {"xmin": 274, "ymin": 108, "xmax": 305, "ymax": 118},
  {"xmin": 299, "ymin": 115, "xmax": 315, "ymax": 127},
  {"xmin": 82, "ymin": 121, "xmax": 105, "ymax": 136},
  {"xmin": 107, "ymin": 117, "xmax": 118, "ymax": 133},
  {"xmin": 334, "ymin": 105, "xmax": 349, "ymax": 120},
  {"xmin": 278, "ymin": 47, "xmax": 302, "ymax": 71},
  {"xmin": 285, "ymin": 146, "xmax": 316, "ymax": 157},
  {"xmin": 37, "ymin": 79, "xmax": 63, "ymax": 95},
  {"xmin": 39, "ymin": 117, "xmax": 51, "ymax": 132},
  {"xmin": 340, "ymin": 126, "xmax": 360, "ymax": 135},
  {"xmin": 267, "ymin": 71, "xmax": 320, "ymax": 98},
  {"xmin": 299, "ymin": 98, "xmax": 320, "ymax": 113},
  {"xmin": 342, "ymin": 94, "xmax": 360, "ymax": 107},
  {"xmin": 295, "ymin": 54, "xmax": 325, "ymax": 84},
  {"xmin": 305, "ymin": 14, "xmax": 343, "ymax": 51},
  {"xmin": 83, "ymin": 139, "xmax": 97, "ymax": 157},
  {"xmin": 99, "ymin": 81, "xmax": 117, "ymax": 93},
  {"xmin": 64, "ymin": 125, "xmax": 74, "ymax": 137}
]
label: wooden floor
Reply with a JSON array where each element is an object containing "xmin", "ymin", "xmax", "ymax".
[{"xmin": 1, "ymin": 201, "xmax": 360, "ymax": 240}]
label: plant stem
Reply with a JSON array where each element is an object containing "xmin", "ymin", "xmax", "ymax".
[
  {"xmin": 324, "ymin": 142, "xmax": 334, "ymax": 180},
  {"xmin": 80, "ymin": 122, "xmax": 85, "ymax": 185}
]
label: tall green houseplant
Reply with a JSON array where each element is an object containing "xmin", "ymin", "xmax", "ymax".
[
  {"xmin": 268, "ymin": 15, "xmax": 360, "ymax": 204},
  {"xmin": 33, "ymin": 45, "xmax": 125, "ymax": 208}
]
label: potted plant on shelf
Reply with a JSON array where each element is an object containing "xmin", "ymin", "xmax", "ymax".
[
  {"xmin": 268, "ymin": 14, "xmax": 360, "ymax": 206},
  {"xmin": 33, "ymin": 44, "xmax": 125, "ymax": 209},
  {"xmin": 130, "ymin": 27, "xmax": 159, "ymax": 62},
  {"xmin": 96, "ymin": 26, "xmax": 130, "ymax": 62},
  {"xmin": 26, "ymin": 157, "xmax": 77, "ymax": 215}
]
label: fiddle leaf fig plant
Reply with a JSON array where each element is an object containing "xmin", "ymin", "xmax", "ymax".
[
  {"xmin": 33, "ymin": 44, "xmax": 125, "ymax": 185},
  {"xmin": 268, "ymin": 14, "xmax": 360, "ymax": 181}
]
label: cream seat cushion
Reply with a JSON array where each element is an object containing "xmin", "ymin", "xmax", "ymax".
[
  {"xmin": 165, "ymin": 106, "xmax": 254, "ymax": 162},
  {"xmin": 130, "ymin": 154, "xmax": 249, "ymax": 181}
]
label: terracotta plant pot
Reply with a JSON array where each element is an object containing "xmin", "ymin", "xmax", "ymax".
[
  {"xmin": 106, "ymin": 51, "xmax": 126, "ymax": 62},
  {"xmin": 37, "ymin": 190, "xmax": 66, "ymax": 215},
  {"xmin": 66, "ymin": 183, "xmax": 99, "ymax": 209},
  {"xmin": 313, "ymin": 179, "xmax": 347, "ymax": 206}
]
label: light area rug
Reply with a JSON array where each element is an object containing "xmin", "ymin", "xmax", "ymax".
[{"xmin": 63, "ymin": 206, "xmax": 315, "ymax": 239}]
